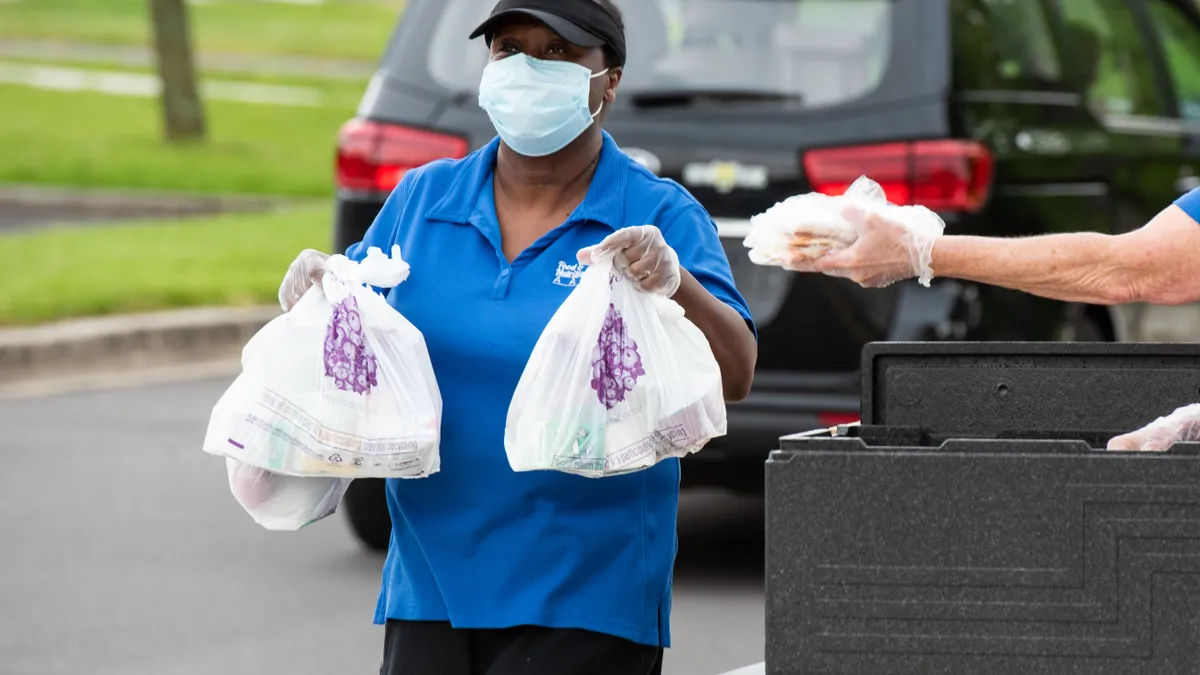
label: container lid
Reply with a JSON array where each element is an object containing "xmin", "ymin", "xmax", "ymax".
[{"xmin": 861, "ymin": 341, "xmax": 1200, "ymax": 435}]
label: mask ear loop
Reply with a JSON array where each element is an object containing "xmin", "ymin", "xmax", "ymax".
[{"xmin": 589, "ymin": 68, "xmax": 610, "ymax": 120}]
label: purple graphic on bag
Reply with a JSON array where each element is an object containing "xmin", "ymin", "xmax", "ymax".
[
  {"xmin": 323, "ymin": 296, "xmax": 378, "ymax": 395},
  {"xmin": 590, "ymin": 303, "xmax": 645, "ymax": 409}
]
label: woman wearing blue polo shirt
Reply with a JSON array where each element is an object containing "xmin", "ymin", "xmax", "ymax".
[{"xmin": 279, "ymin": 1, "xmax": 757, "ymax": 673}]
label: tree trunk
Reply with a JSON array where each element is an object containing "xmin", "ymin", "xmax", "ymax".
[{"xmin": 148, "ymin": 0, "xmax": 206, "ymax": 142}]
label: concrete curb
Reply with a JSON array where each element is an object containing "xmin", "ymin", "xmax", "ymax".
[{"xmin": 0, "ymin": 306, "xmax": 279, "ymax": 384}]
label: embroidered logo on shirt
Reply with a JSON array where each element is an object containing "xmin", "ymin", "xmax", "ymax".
[{"xmin": 552, "ymin": 261, "xmax": 587, "ymax": 287}]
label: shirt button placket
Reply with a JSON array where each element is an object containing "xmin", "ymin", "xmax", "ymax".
[{"xmin": 493, "ymin": 266, "xmax": 512, "ymax": 299}]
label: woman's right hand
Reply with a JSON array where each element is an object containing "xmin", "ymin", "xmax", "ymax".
[{"xmin": 278, "ymin": 249, "xmax": 330, "ymax": 311}]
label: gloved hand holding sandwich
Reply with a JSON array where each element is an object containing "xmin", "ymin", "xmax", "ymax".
[{"xmin": 743, "ymin": 175, "xmax": 945, "ymax": 288}]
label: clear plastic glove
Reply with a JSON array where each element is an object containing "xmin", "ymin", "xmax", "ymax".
[
  {"xmin": 1107, "ymin": 403, "xmax": 1200, "ymax": 451},
  {"xmin": 802, "ymin": 202, "xmax": 944, "ymax": 288},
  {"xmin": 278, "ymin": 249, "xmax": 329, "ymax": 312},
  {"xmin": 577, "ymin": 225, "xmax": 681, "ymax": 296}
]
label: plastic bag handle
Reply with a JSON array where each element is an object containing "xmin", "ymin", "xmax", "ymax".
[
  {"xmin": 650, "ymin": 292, "xmax": 686, "ymax": 323},
  {"xmin": 591, "ymin": 256, "xmax": 686, "ymax": 324},
  {"xmin": 326, "ymin": 244, "xmax": 411, "ymax": 290}
]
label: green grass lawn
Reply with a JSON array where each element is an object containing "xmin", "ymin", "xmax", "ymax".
[
  {"xmin": 0, "ymin": 79, "xmax": 362, "ymax": 196},
  {"xmin": 0, "ymin": 0, "xmax": 406, "ymax": 61},
  {"xmin": 0, "ymin": 203, "xmax": 332, "ymax": 325}
]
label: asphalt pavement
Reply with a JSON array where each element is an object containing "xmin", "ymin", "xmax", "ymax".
[{"xmin": 0, "ymin": 377, "xmax": 766, "ymax": 675}]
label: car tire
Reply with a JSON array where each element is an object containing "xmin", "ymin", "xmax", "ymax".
[{"xmin": 341, "ymin": 478, "xmax": 391, "ymax": 552}]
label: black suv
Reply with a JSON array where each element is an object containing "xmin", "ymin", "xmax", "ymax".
[{"xmin": 332, "ymin": 0, "xmax": 1200, "ymax": 550}]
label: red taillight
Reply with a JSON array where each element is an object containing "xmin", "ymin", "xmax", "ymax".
[
  {"xmin": 803, "ymin": 140, "xmax": 994, "ymax": 213},
  {"xmin": 818, "ymin": 411, "xmax": 861, "ymax": 428},
  {"xmin": 336, "ymin": 119, "xmax": 469, "ymax": 192}
]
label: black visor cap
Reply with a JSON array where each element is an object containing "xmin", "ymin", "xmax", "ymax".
[{"xmin": 469, "ymin": 0, "xmax": 626, "ymax": 67}]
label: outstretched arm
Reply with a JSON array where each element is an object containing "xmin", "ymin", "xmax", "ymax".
[
  {"xmin": 929, "ymin": 205, "xmax": 1200, "ymax": 305},
  {"xmin": 810, "ymin": 192, "xmax": 1200, "ymax": 306}
]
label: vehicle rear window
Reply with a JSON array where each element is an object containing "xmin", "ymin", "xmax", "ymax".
[
  {"xmin": 424, "ymin": 0, "xmax": 893, "ymax": 110},
  {"xmin": 1145, "ymin": 0, "xmax": 1200, "ymax": 121},
  {"xmin": 952, "ymin": 0, "xmax": 1064, "ymax": 91},
  {"xmin": 1055, "ymin": 0, "xmax": 1170, "ymax": 117}
]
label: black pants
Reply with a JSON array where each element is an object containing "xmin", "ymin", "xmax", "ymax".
[{"xmin": 380, "ymin": 620, "xmax": 664, "ymax": 675}]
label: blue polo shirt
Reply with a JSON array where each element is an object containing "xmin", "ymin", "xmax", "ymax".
[
  {"xmin": 1176, "ymin": 186, "xmax": 1200, "ymax": 221},
  {"xmin": 346, "ymin": 131, "xmax": 754, "ymax": 648}
]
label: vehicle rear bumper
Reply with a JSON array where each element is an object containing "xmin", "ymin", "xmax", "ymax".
[
  {"xmin": 706, "ymin": 387, "xmax": 860, "ymax": 455},
  {"xmin": 681, "ymin": 373, "xmax": 860, "ymax": 492}
]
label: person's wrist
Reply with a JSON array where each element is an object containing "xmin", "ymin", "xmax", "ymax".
[
  {"xmin": 668, "ymin": 267, "xmax": 695, "ymax": 301},
  {"xmin": 910, "ymin": 231, "xmax": 939, "ymax": 287},
  {"xmin": 926, "ymin": 234, "xmax": 953, "ymax": 280}
]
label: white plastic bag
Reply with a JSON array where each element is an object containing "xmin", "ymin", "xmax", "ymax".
[
  {"xmin": 505, "ymin": 252, "xmax": 727, "ymax": 477},
  {"xmin": 203, "ymin": 244, "xmax": 442, "ymax": 479},
  {"xmin": 225, "ymin": 458, "xmax": 351, "ymax": 531}
]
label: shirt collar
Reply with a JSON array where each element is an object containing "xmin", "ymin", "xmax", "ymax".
[{"xmin": 425, "ymin": 130, "xmax": 628, "ymax": 231}]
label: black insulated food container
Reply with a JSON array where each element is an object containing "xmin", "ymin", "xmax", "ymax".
[{"xmin": 766, "ymin": 342, "xmax": 1200, "ymax": 675}]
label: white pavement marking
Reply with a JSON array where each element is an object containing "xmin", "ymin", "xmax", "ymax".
[
  {"xmin": 0, "ymin": 38, "xmax": 374, "ymax": 80},
  {"xmin": 716, "ymin": 665, "xmax": 766, "ymax": 675},
  {"xmin": 0, "ymin": 61, "xmax": 325, "ymax": 107},
  {"xmin": 0, "ymin": 357, "xmax": 240, "ymax": 401}
]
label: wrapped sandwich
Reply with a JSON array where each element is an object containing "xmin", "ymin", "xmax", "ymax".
[{"xmin": 743, "ymin": 175, "xmax": 885, "ymax": 267}]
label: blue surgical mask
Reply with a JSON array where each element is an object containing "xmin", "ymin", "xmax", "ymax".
[{"xmin": 478, "ymin": 53, "xmax": 609, "ymax": 158}]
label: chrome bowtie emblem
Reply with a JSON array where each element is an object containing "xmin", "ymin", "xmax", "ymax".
[{"xmin": 683, "ymin": 160, "xmax": 769, "ymax": 194}]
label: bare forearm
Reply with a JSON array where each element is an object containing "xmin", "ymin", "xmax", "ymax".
[
  {"xmin": 808, "ymin": 198, "xmax": 1200, "ymax": 303},
  {"xmin": 932, "ymin": 205, "xmax": 1200, "ymax": 306},
  {"xmin": 672, "ymin": 269, "xmax": 757, "ymax": 401},
  {"xmin": 931, "ymin": 232, "xmax": 1132, "ymax": 304}
]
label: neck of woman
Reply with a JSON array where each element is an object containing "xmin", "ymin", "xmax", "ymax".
[{"xmin": 494, "ymin": 130, "xmax": 604, "ymax": 209}]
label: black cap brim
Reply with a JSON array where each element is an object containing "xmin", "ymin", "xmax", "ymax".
[{"xmin": 469, "ymin": 9, "xmax": 606, "ymax": 49}]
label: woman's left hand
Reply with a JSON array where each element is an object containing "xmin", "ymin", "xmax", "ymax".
[{"xmin": 577, "ymin": 225, "xmax": 682, "ymax": 296}]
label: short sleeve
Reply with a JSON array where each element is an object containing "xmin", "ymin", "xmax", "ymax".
[
  {"xmin": 345, "ymin": 172, "xmax": 418, "ymax": 262},
  {"xmin": 660, "ymin": 204, "xmax": 758, "ymax": 340},
  {"xmin": 1174, "ymin": 187, "xmax": 1200, "ymax": 224}
]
